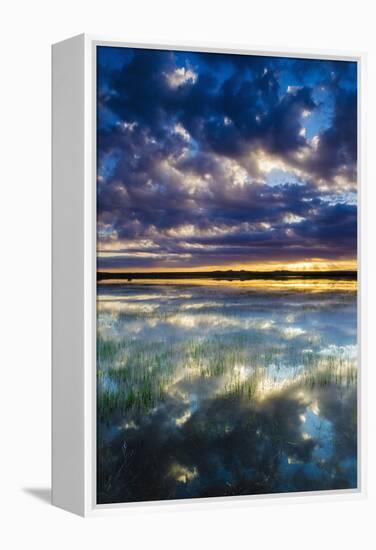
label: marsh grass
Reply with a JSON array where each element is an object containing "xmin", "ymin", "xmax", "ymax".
[
  {"xmin": 97, "ymin": 329, "xmax": 357, "ymax": 422},
  {"xmin": 301, "ymin": 359, "xmax": 357, "ymax": 388},
  {"xmin": 223, "ymin": 369, "xmax": 262, "ymax": 399}
]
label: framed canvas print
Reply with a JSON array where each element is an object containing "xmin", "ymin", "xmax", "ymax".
[{"xmin": 52, "ymin": 35, "xmax": 365, "ymax": 516}]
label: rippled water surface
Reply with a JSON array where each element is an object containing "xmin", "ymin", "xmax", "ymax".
[{"xmin": 97, "ymin": 279, "xmax": 357, "ymax": 504}]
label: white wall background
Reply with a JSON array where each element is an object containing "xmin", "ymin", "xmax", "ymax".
[{"xmin": 1, "ymin": 0, "xmax": 375, "ymax": 548}]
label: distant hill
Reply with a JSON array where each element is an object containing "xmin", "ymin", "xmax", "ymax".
[{"xmin": 97, "ymin": 269, "xmax": 357, "ymax": 282}]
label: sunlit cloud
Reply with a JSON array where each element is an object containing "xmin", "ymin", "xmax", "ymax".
[
  {"xmin": 283, "ymin": 213, "xmax": 305, "ymax": 224},
  {"xmin": 165, "ymin": 66, "xmax": 197, "ymax": 88}
]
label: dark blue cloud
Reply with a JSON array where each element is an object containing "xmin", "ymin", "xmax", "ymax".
[{"xmin": 96, "ymin": 46, "xmax": 357, "ymax": 270}]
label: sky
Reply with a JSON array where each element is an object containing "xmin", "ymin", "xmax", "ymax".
[{"xmin": 97, "ymin": 46, "xmax": 357, "ymax": 272}]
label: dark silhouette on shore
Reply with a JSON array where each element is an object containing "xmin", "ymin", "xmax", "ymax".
[{"xmin": 97, "ymin": 269, "xmax": 357, "ymax": 282}]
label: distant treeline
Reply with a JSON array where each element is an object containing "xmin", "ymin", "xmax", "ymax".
[{"xmin": 97, "ymin": 270, "xmax": 357, "ymax": 282}]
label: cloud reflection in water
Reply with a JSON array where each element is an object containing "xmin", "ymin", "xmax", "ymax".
[{"xmin": 97, "ymin": 280, "xmax": 357, "ymax": 503}]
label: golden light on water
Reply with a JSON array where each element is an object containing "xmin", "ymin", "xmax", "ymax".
[
  {"xmin": 169, "ymin": 463, "xmax": 198, "ymax": 484},
  {"xmin": 98, "ymin": 278, "xmax": 357, "ymax": 292}
]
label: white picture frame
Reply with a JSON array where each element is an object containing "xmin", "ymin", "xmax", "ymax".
[{"xmin": 52, "ymin": 34, "xmax": 366, "ymax": 517}]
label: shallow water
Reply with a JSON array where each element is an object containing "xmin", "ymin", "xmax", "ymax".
[{"xmin": 97, "ymin": 279, "xmax": 357, "ymax": 504}]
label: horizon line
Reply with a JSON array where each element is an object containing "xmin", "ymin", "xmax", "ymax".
[{"xmin": 97, "ymin": 268, "xmax": 358, "ymax": 274}]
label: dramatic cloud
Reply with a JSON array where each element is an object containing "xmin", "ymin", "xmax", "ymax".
[{"xmin": 97, "ymin": 47, "xmax": 357, "ymax": 271}]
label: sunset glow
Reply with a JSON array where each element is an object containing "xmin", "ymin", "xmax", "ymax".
[{"xmin": 97, "ymin": 258, "xmax": 357, "ymax": 273}]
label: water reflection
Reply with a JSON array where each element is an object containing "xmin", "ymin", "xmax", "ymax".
[{"xmin": 97, "ymin": 279, "xmax": 357, "ymax": 503}]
